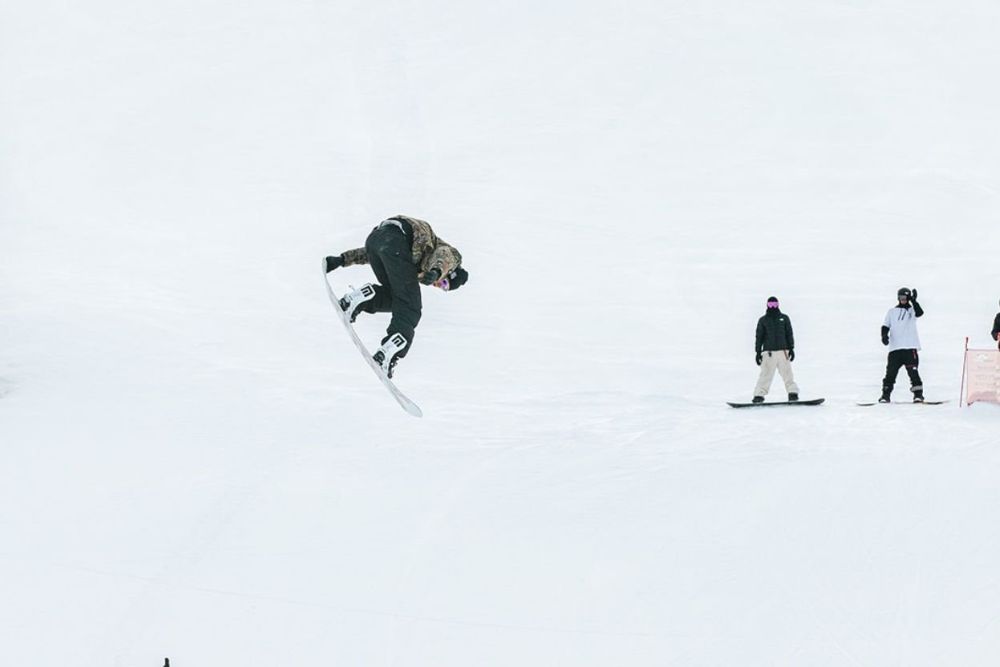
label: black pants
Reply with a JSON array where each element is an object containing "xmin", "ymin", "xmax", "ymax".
[
  {"xmin": 882, "ymin": 349, "xmax": 923, "ymax": 396},
  {"xmin": 359, "ymin": 225, "xmax": 421, "ymax": 358}
]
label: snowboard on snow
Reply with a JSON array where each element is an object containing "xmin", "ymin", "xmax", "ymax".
[
  {"xmin": 727, "ymin": 398, "xmax": 825, "ymax": 408},
  {"xmin": 322, "ymin": 262, "xmax": 423, "ymax": 418},
  {"xmin": 856, "ymin": 400, "xmax": 949, "ymax": 406}
]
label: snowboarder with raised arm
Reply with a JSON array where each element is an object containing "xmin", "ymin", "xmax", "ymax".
[
  {"xmin": 752, "ymin": 296, "xmax": 800, "ymax": 403},
  {"xmin": 879, "ymin": 287, "xmax": 924, "ymax": 403},
  {"xmin": 324, "ymin": 215, "xmax": 468, "ymax": 378}
]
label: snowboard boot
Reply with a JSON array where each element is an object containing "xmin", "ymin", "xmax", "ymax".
[
  {"xmin": 878, "ymin": 393, "xmax": 891, "ymax": 404},
  {"xmin": 339, "ymin": 283, "xmax": 376, "ymax": 323},
  {"xmin": 788, "ymin": 393, "xmax": 799, "ymax": 402},
  {"xmin": 752, "ymin": 396, "xmax": 764, "ymax": 404},
  {"xmin": 373, "ymin": 333, "xmax": 408, "ymax": 379},
  {"xmin": 912, "ymin": 385, "xmax": 925, "ymax": 403}
]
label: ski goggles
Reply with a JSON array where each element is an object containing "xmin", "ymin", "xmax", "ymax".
[
  {"xmin": 766, "ymin": 301, "xmax": 780, "ymax": 309},
  {"xmin": 433, "ymin": 277, "xmax": 450, "ymax": 291}
]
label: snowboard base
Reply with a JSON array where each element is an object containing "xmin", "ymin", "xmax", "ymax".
[
  {"xmin": 856, "ymin": 400, "xmax": 949, "ymax": 406},
  {"xmin": 727, "ymin": 398, "xmax": 825, "ymax": 408}
]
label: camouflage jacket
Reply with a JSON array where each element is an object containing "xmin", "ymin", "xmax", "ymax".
[{"xmin": 341, "ymin": 215, "xmax": 462, "ymax": 280}]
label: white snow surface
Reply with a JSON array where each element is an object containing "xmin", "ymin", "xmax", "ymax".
[{"xmin": 3, "ymin": 1, "xmax": 1000, "ymax": 665}]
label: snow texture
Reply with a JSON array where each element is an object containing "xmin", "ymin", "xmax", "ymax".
[{"xmin": 2, "ymin": 0, "xmax": 1000, "ymax": 665}]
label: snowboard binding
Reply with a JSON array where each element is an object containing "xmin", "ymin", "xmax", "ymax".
[
  {"xmin": 373, "ymin": 333, "xmax": 408, "ymax": 379},
  {"xmin": 339, "ymin": 283, "xmax": 376, "ymax": 323}
]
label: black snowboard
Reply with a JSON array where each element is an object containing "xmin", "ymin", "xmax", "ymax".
[
  {"xmin": 727, "ymin": 398, "xmax": 825, "ymax": 408},
  {"xmin": 856, "ymin": 400, "xmax": 949, "ymax": 406}
]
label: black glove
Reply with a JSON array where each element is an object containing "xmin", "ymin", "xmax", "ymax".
[
  {"xmin": 420, "ymin": 268, "xmax": 442, "ymax": 285},
  {"xmin": 755, "ymin": 352, "xmax": 763, "ymax": 366},
  {"xmin": 788, "ymin": 350, "xmax": 795, "ymax": 362},
  {"xmin": 881, "ymin": 332, "xmax": 889, "ymax": 346},
  {"xmin": 911, "ymin": 288, "xmax": 918, "ymax": 301},
  {"xmin": 325, "ymin": 255, "xmax": 344, "ymax": 273}
]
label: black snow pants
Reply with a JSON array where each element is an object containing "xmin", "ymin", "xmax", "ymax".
[
  {"xmin": 882, "ymin": 349, "xmax": 923, "ymax": 397},
  {"xmin": 358, "ymin": 223, "xmax": 422, "ymax": 358}
]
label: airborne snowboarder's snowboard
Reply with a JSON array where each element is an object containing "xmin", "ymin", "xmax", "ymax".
[
  {"xmin": 323, "ymin": 262, "xmax": 423, "ymax": 418},
  {"xmin": 856, "ymin": 400, "xmax": 949, "ymax": 406},
  {"xmin": 727, "ymin": 398, "xmax": 825, "ymax": 408}
]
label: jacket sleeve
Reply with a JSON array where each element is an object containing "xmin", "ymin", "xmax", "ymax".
[
  {"xmin": 785, "ymin": 316, "xmax": 794, "ymax": 350},
  {"xmin": 340, "ymin": 247, "xmax": 369, "ymax": 267},
  {"xmin": 913, "ymin": 301, "xmax": 924, "ymax": 317},
  {"xmin": 755, "ymin": 318, "xmax": 764, "ymax": 353},
  {"xmin": 993, "ymin": 314, "xmax": 1000, "ymax": 341},
  {"xmin": 409, "ymin": 222, "xmax": 438, "ymax": 267}
]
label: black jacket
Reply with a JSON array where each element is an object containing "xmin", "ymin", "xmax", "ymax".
[
  {"xmin": 756, "ymin": 309, "xmax": 794, "ymax": 353},
  {"xmin": 993, "ymin": 313, "xmax": 1000, "ymax": 341}
]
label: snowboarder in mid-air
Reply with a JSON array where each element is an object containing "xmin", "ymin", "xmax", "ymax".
[
  {"xmin": 879, "ymin": 287, "xmax": 924, "ymax": 403},
  {"xmin": 752, "ymin": 296, "xmax": 800, "ymax": 403},
  {"xmin": 325, "ymin": 215, "xmax": 468, "ymax": 377}
]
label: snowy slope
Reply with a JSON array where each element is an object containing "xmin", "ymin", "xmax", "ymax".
[{"xmin": 2, "ymin": 0, "xmax": 1000, "ymax": 665}]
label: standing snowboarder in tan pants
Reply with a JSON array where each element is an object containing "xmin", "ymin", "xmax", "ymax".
[{"xmin": 752, "ymin": 296, "xmax": 799, "ymax": 403}]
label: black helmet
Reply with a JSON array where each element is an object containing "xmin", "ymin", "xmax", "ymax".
[
  {"xmin": 447, "ymin": 267, "xmax": 469, "ymax": 291},
  {"xmin": 897, "ymin": 287, "xmax": 912, "ymax": 299}
]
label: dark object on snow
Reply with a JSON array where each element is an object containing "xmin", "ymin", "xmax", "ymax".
[
  {"xmin": 350, "ymin": 223, "xmax": 425, "ymax": 360},
  {"xmin": 330, "ymin": 216, "xmax": 466, "ymax": 361},
  {"xmin": 325, "ymin": 255, "xmax": 344, "ymax": 272},
  {"xmin": 447, "ymin": 266, "xmax": 469, "ymax": 291},
  {"xmin": 882, "ymin": 349, "xmax": 923, "ymax": 401},
  {"xmin": 420, "ymin": 267, "xmax": 442, "ymax": 285},
  {"xmin": 755, "ymin": 305, "xmax": 794, "ymax": 353},
  {"xmin": 340, "ymin": 215, "xmax": 463, "ymax": 284}
]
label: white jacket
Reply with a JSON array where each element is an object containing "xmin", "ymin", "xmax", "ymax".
[{"xmin": 883, "ymin": 305, "xmax": 921, "ymax": 351}]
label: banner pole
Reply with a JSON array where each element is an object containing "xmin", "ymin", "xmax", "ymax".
[{"xmin": 960, "ymin": 336, "xmax": 969, "ymax": 407}]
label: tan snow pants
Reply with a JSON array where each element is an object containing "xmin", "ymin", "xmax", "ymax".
[{"xmin": 754, "ymin": 349, "xmax": 799, "ymax": 397}]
